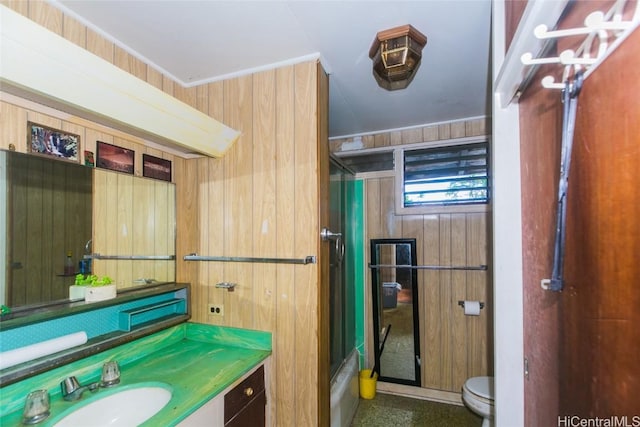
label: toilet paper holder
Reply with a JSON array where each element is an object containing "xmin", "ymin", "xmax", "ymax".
[{"xmin": 458, "ymin": 301, "xmax": 485, "ymax": 309}]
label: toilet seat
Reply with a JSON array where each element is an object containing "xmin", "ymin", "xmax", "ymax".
[{"xmin": 463, "ymin": 376, "xmax": 494, "ymax": 404}]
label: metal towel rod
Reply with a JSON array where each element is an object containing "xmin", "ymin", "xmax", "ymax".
[
  {"xmin": 369, "ymin": 264, "xmax": 487, "ymax": 271},
  {"xmin": 84, "ymin": 254, "xmax": 175, "ymax": 261},
  {"xmin": 184, "ymin": 254, "xmax": 317, "ymax": 265}
]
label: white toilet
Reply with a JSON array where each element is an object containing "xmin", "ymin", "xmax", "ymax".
[{"xmin": 462, "ymin": 376, "xmax": 494, "ymax": 427}]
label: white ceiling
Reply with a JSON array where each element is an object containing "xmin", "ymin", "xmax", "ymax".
[{"xmin": 52, "ymin": 0, "xmax": 492, "ymax": 139}]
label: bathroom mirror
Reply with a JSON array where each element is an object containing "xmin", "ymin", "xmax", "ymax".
[
  {"xmin": 0, "ymin": 149, "xmax": 176, "ymax": 318},
  {"xmin": 370, "ymin": 238, "xmax": 421, "ymax": 386},
  {"xmin": 1, "ymin": 149, "xmax": 92, "ymax": 308}
]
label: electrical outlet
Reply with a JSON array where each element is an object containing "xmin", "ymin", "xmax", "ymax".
[{"xmin": 208, "ymin": 304, "xmax": 224, "ymax": 317}]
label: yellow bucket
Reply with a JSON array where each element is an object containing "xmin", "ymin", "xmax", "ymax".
[{"xmin": 359, "ymin": 369, "xmax": 378, "ymax": 399}]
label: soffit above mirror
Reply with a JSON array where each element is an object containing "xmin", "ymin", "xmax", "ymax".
[{"xmin": 0, "ymin": 5, "xmax": 240, "ymax": 159}]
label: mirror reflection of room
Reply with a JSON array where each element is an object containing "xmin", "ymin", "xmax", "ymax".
[
  {"xmin": 371, "ymin": 238, "xmax": 420, "ymax": 386},
  {"xmin": 1, "ymin": 150, "xmax": 92, "ymax": 307}
]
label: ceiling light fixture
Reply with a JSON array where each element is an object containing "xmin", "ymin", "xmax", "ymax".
[{"xmin": 369, "ymin": 24, "xmax": 428, "ymax": 91}]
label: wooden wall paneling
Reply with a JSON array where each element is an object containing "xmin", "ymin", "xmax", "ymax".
[
  {"xmin": 41, "ymin": 159, "xmax": 55, "ymax": 302},
  {"xmin": 62, "ymin": 13, "xmax": 86, "ymax": 48},
  {"xmin": 438, "ymin": 214, "xmax": 453, "ymax": 390},
  {"xmin": 400, "ymin": 128, "xmax": 423, "ymax": 145},
  {"xmin": 174, "ymin": 85, "xmax": 198, "ymax": 110},
  {"xmin": 114, "ymin": 46, "xmax": 147, "ymax": 81},
  {"xmin": 274, "ymin": 64, "xmax": 296, "ymax": 427},
  {"xmin": 316, "ymin": 63, "xmax": 330, "ymax": 427},
  {"xmin": 0, "ymin": 102, "xmax": 27, "ymax": 151},
  {"xmin": 92, "ymin": 170, "xmax": 106, "ymax": 283},
  {"xmin": 190, "ymin": 157, "xmax": 209, "ymax": 325},
  {"xmin": 293, "ymin": 61, "xmax": 318, "ymax": 427},
  {"xmin": 175, "ymin": 157, "xmax": 199, "ymax": 306},
  {"xmin": 152, "ymin": 180, "xmax": 171, "ymax": 283},
  {"xmin": 25, "ymin": 158, "xmax": 45, "ymax": 304},
  {"xmin": 450, "ymin": 214, "xmax": 468, "ymax": 391},
  {"xmin": 204, "ymin": 173, "xmax": 224, "ymax": 324},
  {"xmin": 146, "ymin": 67, "xmax": 164, "ymax": 91},
  {"xmin": 421, "ymin": 214, "xmax": 441, "ymax": 388},
  {"xmin": 379, "ymin": 177, "xmax": 398, "ymax": 237},
  {"xmin": 115, "ymin": 174, "xmax": 134, "ymax": 288},
  {"xmin": 466, "ymin": 213, "xmax": 490, "ymax": 377},
  {"xmin": 29, "ymin": 0, "xmax": 62, "ymax": 34},
  {"xmin": 423, "ymin": 125, "xmax": 440, "ymax": 142},
  {"xmin": 438, "ymin": 124, "xmax": 451, "ymax": 140},
  {"xmin": 8, "ymin": 155, "xmax": 26, "ymax": 306},
  {"xmin": 450, "ymin": 122, "xmax": 466, "ymax": 139},
  {"xmin": 365, "ymin": 179, "xmax": 382, "ymax": 240},
  {"xmin": 223, "ymin": 74, "xmax": 254, "ymax": 329},
  {"xmin": 202, "ymin": 81, "xmax": 225, "ymax": 326},
  {"xmin": 1, "ymin": 0, "xmax": 28, "ymax": 16},
  {"xmin": 166, "ymin": 178, "xmax": 176, "ymax": 284},
  {"xmin": 252, "ymin": 69, "xmax": 277, "ymax": 335},
  {"xmin": 27, "ymin": 112, "xmax": 61, "ymax": 130},
  {"xmin": 86, "ymin": 27, "xmax": 114, "ymax": 63},
  {"xmin": 132, "ymin": 177, "xmax": 153, "ymax": 284}
]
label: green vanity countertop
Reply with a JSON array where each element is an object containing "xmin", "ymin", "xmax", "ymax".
[{"xmin": 0, "ymin": 322, "xmax": 272, "ymax": 426}]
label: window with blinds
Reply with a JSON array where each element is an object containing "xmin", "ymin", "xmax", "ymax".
[{"xmin": 403, "ymin": 142, "xmax": 489, "ymax": 207}]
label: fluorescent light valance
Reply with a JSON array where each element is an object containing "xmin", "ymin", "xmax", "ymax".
[{"xmin": 0, "ymin": 5, "xmax": 240, "ymax": 158}]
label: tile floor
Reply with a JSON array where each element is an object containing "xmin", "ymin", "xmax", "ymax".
[{"xmin": 350, "ymin": 392, "xmax": 483, "ymax": 427}]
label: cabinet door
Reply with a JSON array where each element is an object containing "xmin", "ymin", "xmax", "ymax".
[
  {"xmin": 226, "ymin": 389, "xmax": 266, "ymax": 427},
  {"xmin": 224, "ymin": 365, "xmax": 265, "ymax": 426}
]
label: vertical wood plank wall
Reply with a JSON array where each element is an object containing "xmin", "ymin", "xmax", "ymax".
[
  {"xmin": 175, "ymin": 62, "xmax": 328, "ymax": 427},
  {"xmin": 331, "ymin": 119, "xmax": 493, "ymax": 394},
  {"xmin": 1, "ymin": 2, "xmax": 329, "ymax": 426}
]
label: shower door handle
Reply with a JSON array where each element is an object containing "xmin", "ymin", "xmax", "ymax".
[{"xmin": 321, "ymin": 227, "xmax": 344, "ymax": 264}]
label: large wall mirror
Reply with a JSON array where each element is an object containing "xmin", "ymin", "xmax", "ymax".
[
  {"xmin": 0, "ymin": 149, "xmax": 176, "ymax": 316},
  {"xmin": 370, "ymin": 238, "xmax": 421, "ymax": 386}
]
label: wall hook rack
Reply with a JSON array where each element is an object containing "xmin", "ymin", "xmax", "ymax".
[{"xmin": 521, "ymin": 0, "xmax": 640, "ymax": 91}]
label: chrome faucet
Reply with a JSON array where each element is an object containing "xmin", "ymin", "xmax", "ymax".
[
  {"xmin": 60, "ymin": 361, "xmax": 121, "ymax": 401},
  {"xmin": 60, "ymin": 376, "xmax": 100, "ymax": 401}
]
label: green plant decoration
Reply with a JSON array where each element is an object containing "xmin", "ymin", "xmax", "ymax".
[{"xmin": 74, "ymin": 274, "xmax": 113, "ymax": 287}]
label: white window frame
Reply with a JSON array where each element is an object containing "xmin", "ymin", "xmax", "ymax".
[{"xmin": 394, "ymin": 135, "xmax": 491, "ymax": 216}]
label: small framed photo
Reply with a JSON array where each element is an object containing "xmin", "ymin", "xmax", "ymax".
[
  {"xmin": 28, "ymin": 122, "xmax": 80, "ymax": 162},
  {"xmin": 143, "ymin": 154, "xmax": 172, "ymax": 182},
  {"xmin": 96, "ymin": 141, "xmax": 134, "ymax": 174},
  {"xmin": 84, "ymin": 150, "xmax": 95, "ymax": 167}
]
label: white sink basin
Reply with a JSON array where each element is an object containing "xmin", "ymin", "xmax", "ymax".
[{"xmin": 53, "ymin": 383, "xmax": 172, "ymax": 427}]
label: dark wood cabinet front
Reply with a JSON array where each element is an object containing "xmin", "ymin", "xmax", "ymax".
[{"xmin": 224, "ymin": 365, "xmax": 265, "ymax": 426}]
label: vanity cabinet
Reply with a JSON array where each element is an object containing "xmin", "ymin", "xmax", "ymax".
[
  {"xmin": 224, "ymin": 365, "xmax": 265, "ymax": 426},
  {"xmin": 178, "ymin": 362, "xmax": 267, "ymax": 427}
]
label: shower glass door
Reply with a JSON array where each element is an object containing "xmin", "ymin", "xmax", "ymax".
[
  {"xmin": 370, "ymin": 238, "xmax": 421, "ymax": 386},
  {"xmin": 329, "ymin": 157, "xmax": 354, "ymax": 378}
]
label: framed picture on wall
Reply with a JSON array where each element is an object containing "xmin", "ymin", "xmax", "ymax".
[
  {"xmin": 28, "ymin": 122, "xmax": 80, "ymax": 162},
  {"xmin": 96, "ymin": 141, "xmax": 134, "ymax": 174},
  {"xmin": 142, "ymin": 154, "xmax": 172, "ymax": 182}
]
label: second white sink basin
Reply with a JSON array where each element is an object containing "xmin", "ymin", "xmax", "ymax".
[{"xmin": 53, "ymin": 383, "xmax": 172, "ymax": 427}]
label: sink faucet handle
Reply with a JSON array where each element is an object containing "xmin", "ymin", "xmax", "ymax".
[
  {"xmin": 60, "ymin": 376, "xmax": 81, "ymax": 397},
  {"xmin": 22, "ymin": 389, "xmax": 50, "ymax": 425},
  {"xmin": 101, "ymin": 361, "xmax": 121, "ymax": 387}
]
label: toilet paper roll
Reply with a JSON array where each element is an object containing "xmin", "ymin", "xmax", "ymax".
[
  {"xmin": 0, "ymin": 331, "xmax": 88, "ymax": 370},
  {"xmin": 463, "ymin": 301, "xmax": 481, "ymax": 316}
]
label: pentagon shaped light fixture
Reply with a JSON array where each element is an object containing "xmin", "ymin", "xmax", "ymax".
[{"xmin": 369, "ymin": 24, "xmax": 428, "ymax": 91}]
